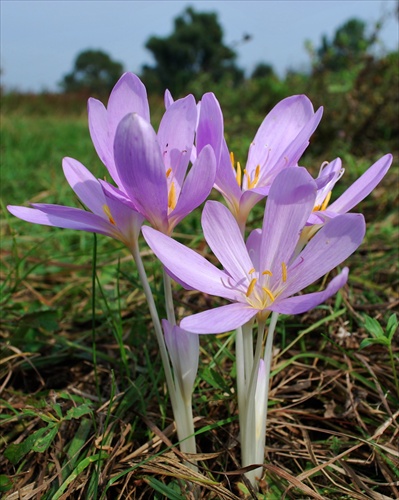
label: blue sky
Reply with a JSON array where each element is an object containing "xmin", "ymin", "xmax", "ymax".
[{"xmin": 1, "ymin": 0, "xmax": 398, "ymax": 92}]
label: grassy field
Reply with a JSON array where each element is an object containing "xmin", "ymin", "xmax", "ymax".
[{"xmin": 1, "ymin": 97, "xmax": 398, "ymax": 499}]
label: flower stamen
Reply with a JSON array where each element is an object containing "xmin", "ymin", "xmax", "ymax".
[
  {"xmin": 314, "ymin": 191, "xmax": 332, "ymax": 212},
  {"xmin": 168, "ymin": 182, "xmax": 177, "ymax": 211},
  {"xmin": 244, "ymin": 164, "xmax": 261, "ymax": 189},
  {"xmin": 103, "ymin": 204, "xmax": 116, "ymax": 225},
  {"xmin": 262, "ymin": 270, "xmax": 273, "ymax": 276},
  {"xmin": 230, "ymin": 152, "xmax": 243, "ymax": 187},
  {"xmin": 281, "ymin": 262, "xmax": 287, "ymax": 282},
  {"xmin": 236, "ymin": 162, "xmax": 242, "ymax": 187},
  {"xmin": 262, "ymin": 287, "xmax": 275, "ymax": 302},
  {"xmin": 321, "ymin": 191, "xmax": 332, "ymax": 211},
  {"xmin": 166, "ymin": 167, "xmax": 172, "ymax": 178},
  {"xmin": 246, "ymin": 278, "xmax": 258, "ymax": 297},
  {"xmin": 248, "ymin": 267, "xmax": 256, "ymax": 274}
]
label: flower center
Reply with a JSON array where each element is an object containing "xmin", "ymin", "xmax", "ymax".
[{"xmin": 244, "ymin": 262, "xmax": 287, "ymax": 309}]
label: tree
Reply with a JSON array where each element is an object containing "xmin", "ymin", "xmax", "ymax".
[
  {"xmin": 60, "ymin": 49, "xmax": 124, "ymax": 95},
  {"xmin": 141, "ymin": 7, "xmax": 243, "ymax": 94},
  {"xmin": 314, "ymin": 18, "xmax": 375, "ymax": 72},
  {"xmin": 251, "ymin": 63, "xmax": 276, "ymax": 80}
]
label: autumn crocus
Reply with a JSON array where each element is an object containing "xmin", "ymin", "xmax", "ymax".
[
  {"xmin": 294, "ymin": 153, "xmax": 393, "ymax": 259},
  {"xmin": 112, "ymin": 112, "xmax": 216, "ymax": 235},
  {"xmin": 7, "ymin": 157, "xmax": 144, "ymax": 251},
  {"xmin": 143, "ymin": 166, "xmax": 366, "ymax": 486},
  {"xmin": 143, "ymin": 167, "xmax": 366, "ymax": 333},
  {"xmin": 195, "ymin": 93, "xmax": 323, "ymax": 231},
  {"xmin": 88, "ymin": 72, "xmax": 216, "ymax": 236},
  {"xmin": 309, "ymin": 153, "xmax": 393, "ymax": 225},
  {"xmin": 8, "ymin": 75, "xmax": 210, "ymax": 461}
]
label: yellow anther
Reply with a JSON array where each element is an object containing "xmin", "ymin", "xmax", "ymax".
[
  {"xmin": 314, "ymin": 191, "xmax": 332, "ymax": 213},
  {"xmin": 262, "ymin": 287, "xmax": 275, "ymax": 302},
  {"xmin": 281, "ymin": 262, "xmax": 287, "ymax": 282},
  {"xmin": 321, "ymin": 191, "xmax": 332, "ymax": 211},
  {"xmin": 168, "ymin": 182, "xmax": 177, "ymax": 210},
  {"xmin": 166, "ymin": 167, "xmax": 172, "ymax": 178},
  {"xmin": 262, "ymin": 270, "xmax": 273, "ymax": 276},
  {"xmin": 253, "ymin": 164, "xmax": 261, "ymax": 185},
  {"xmin": 246, "ymin": 278, "xmax": 257, "ymax": 297},
  {"xmin": 245, "ymin": 164, "xmax": 261, "ymax": 189},
  {"xmin": 230, "ymin": 151, "xmax": 242, "ymax": 187},
  {"xmin": 103, "ymin": 204, "xmax": 116, "ymax": 225},
  {"xmin": 236, "ymin": 161, "xmax": 242, "ymax": 187},
  {"xmin": 248, "ymin": 267, "xmax": 255, "ymax": 274}
]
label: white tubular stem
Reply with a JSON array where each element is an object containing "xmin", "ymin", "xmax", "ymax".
[
  {"xmin": 242, "ymin": 318, "xmax": 265, "ymax": 486},
  {"xmin": 242, "ymin": 321, "xmax": 254, "ymax": 388},
  {"xmin": 163, "ymin": 266, "xmax": 176, "ymax": 325},
  {"xmin": 132, "ymin": 248, "xmax": 197, "ymax": 468},
  {"xmin": 255, "ymin": 311, "xmax": 279, "ymax": 466}
]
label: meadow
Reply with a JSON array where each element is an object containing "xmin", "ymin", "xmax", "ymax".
[{"xmin": 0, "ymin": 88, "xmax": 398, "ymax": 499}]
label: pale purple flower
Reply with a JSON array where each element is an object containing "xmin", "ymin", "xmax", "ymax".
[
  {"xmin": 111, "ymin": 112, "xmax": 216, "ymax": 235},
  {"xmin": 89, "ymin": 72, "xmax": 216, "ymax": 235},
  {"xmin": 142, "ymin": 167, "xmax": 366, "ymax": 334},
  {"xmin": 163, "ymin": 319, "xmax": 199, "ymax": 402},
  {"xmin": 309, "ymin": 154, "xmax": 393, "ymax": 224},
  {"xmin": 8, "ymin": 158, "xmax": 144, "ymax": 251},
  {"xmin": 195, "ymin": 93, "xmax": 323, "ymax": 229}
]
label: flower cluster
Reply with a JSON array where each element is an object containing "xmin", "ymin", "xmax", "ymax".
[{"xmin": 8, "ymin": 72, "xmax": 393, "ymax": 487}]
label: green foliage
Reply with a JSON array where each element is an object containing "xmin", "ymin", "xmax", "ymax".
[
  {"xmin": 60, "ymin": 49, "xmax": 124, "ymax": 97},
  {"xmin": 4, "ymin": 402, "xmax": 93, "ymax": 465},
  {"xmin": 0, "ymin": 475, "xmax": 13, "ymax": 493},
  {"xmin": 360, "ymin": 314, "xmax": 399, "ymax": 396},
  {"xmin": 360, "ymin": 314, "xmax": 398, "ymax": 349},
  {"xmin": 251, "ymin": 62, "xmax": 276, "ymax": 80},
  {"xmin": 141, "ymin": 7, "xmax": 243, "ymax": 95},
  {"xmin": 313, "ymin": 18, "xmax": 375, "ymax": 72}
]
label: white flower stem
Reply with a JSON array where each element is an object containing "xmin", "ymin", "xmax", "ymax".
[
  {"xmin": 242, "ymin": 318, "xmax": 265, "ymax": 486},
  {"xmin": 131, "ymin": 245, "xmax": 197, "ymax": 469},
  {"xmin": 242, "ymin": 321, "xmax": 254, "ymax": 387},
  {"xmin": 235, "ymin": 326, "xmax": 248, "ymax": 464},
  {"xmin": 235, "ymin": 326, "xmax": 246, "ymax": 396},
  {"xmin": 131, "ymin": 244, "xmax": 177, "ymax": 403},
  {"xmin": 255, "ymin": 311, "xmax": 279, "ymax": 465},
  {"xmin": 163, "ymin": 266, "xmax": 176, "ymax": 325},
  {"xmin": 237, "ymin": 313, "xmax": 279, "ymax": 488},
  {"xmin": 162, "ymin": 262, "xmax": 197, "ymax": 468}
]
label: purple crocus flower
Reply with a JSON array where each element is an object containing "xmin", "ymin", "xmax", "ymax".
[
  {"xmin": 88, "ymin": 72, "xmax": 216, "ymax": 235},
  {"xmin": 111, "ymin": 112, "xmax": 216, "ymax": 235},
  {"xmin": 7, "ymin": 158, "xmax": 144, "ymax": 251},
  {"xmin": 195, "ymin": 93, "xmax": 323, "ymax": 230},
  {"xmin": 309, "ymin": 154, "xmax": 393, "ymax": 224},
  {"xmin": 142, "ymin": 167, "xmax": 366, "ymax": 334}
]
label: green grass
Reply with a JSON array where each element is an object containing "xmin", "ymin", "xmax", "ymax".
[{"xmin": 1, "ymin": 100, "xmax": 398, "ymax": 499}]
